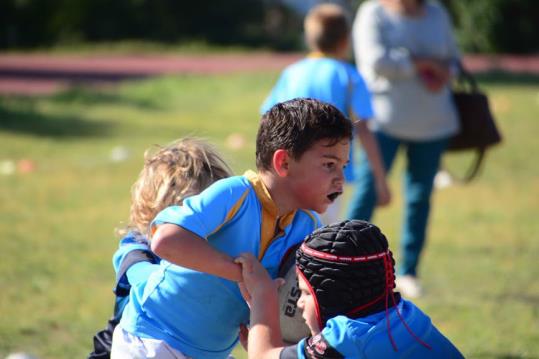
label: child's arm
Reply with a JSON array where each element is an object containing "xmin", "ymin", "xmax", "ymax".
[
  {"xmin": 151, "ymin": 223, "xmax": 242, "ymax": 282},
  {"xmin": 235, "ymin": 253, "xmax": 286, "ymax": 359},
  {"xmin": 353, "ymin": 118, "xmax": 391, "ymax": 206}
]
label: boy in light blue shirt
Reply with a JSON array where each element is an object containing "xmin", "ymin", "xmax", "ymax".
[
  {"xmin": 261, "ymin": 4, "xmax": 390, "ymax": 224},
  {"xmin": 111, "ymin": 99, "xmax": 353, "ymax": 359}
]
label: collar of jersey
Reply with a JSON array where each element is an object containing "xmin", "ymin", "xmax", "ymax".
[
  {"xmin": 307, "ymin": 51, "xmax": 337, "ymax": 59},
  {"xmin": 244, "ymin": 170, "xmax": 296, "ymax": 259}
]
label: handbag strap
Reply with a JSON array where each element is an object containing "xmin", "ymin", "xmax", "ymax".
[
  {"xmin": 444, "ymin": 148, "xmax": 486, "ymax": 183},
  {"xmin": 447, "ymin": 61, "xmax": 488, "ymax": 183},
  {"xmin": 455, "ymin": 61, "xmax": 479, "ymax": 93}
]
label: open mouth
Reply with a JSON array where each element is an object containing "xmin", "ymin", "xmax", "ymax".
[{"xmin": 327, "ymin": 191, "xmax": 342, "ymax": 202}]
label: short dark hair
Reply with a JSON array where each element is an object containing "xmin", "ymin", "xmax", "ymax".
[
  {"xmin": 256, "ymin": 98, "xmax": 352, "ymax": 171},
  {"xmin": 304, "ymin": 3, "xmax": 350, "ymax": 53}
]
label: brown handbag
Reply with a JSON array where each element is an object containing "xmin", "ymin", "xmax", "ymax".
[{"xmin": 445, "ymin": 64, "xmax": 502, "ymax": 182}]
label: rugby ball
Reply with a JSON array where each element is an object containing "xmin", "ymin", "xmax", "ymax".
[{"xmin": 277, "ymin": 246, "xmax": 311, "ymax": 343}]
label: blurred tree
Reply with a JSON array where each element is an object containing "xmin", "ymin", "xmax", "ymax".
[
  {"xmin": 446, "ymin": 0, "xmax": 538, "ymax": 54},
  {"xmin": 0, "ymin": 0, "xmax": 268, "ymax": 48},
  {"xmin": 0, "ymin": 0, "xmax": 537, "ymax": 53}
]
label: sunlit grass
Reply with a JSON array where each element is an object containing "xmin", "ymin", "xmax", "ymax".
[
  {"xmin": 0, "ymin": 71, "xmax": 538, "ymax": 358},
  {"xmin": 3, "ymin": 40, "xmax": 263, "ymax": 55}
]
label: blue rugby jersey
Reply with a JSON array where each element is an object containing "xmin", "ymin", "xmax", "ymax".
[
  {"xmin": 260, "ymin": 56, "xmax": 374, "ymax": 182},
  {"xmin": 282, "ymin": 299, "xmax": 463, "ymax": 359},
  {"xmin": 119, "ymin": 170, "xmax": 321, "ymax": 359}
]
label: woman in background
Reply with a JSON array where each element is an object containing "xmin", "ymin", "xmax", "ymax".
[{"xmin": 350, "ymin": 0, "xmax": 460, "ymax": 298}]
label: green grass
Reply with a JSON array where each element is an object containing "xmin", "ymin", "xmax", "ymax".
[
  {"xmin": 0, "ymin": 71, "xmax": 538, "ymax": 358},
  {"xmin": 3, "ymin": 40, "xmax": 269, "ymax": 55}
]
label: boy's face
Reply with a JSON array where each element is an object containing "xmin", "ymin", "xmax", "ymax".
[
  {"xmin": 286, "ymin": 138, "xmax": 349, "ymax": 214},
  {"xmin": 297, "ymin": 274, "xmax": 321, "ymax": 336}
]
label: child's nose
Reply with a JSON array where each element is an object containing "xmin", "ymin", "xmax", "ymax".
[
  {"xmin": 297, "ymin": 297, "xmax": 305, "ymax": 310},
  {"xmin": 334, "ymin": 169, "xmax": 345, "ymax": 186}
]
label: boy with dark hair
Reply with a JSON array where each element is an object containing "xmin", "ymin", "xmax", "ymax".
[
  {"xmin": 236, "ymin": 220, "xmax": 464, "ymax": 358},
  {"xmin": 111, "ymin": 98, "xmax": 353, "ymax": 359},
  {"xmin": 261, "ymin": 3, "xmax": 390, "ymax": 224}
]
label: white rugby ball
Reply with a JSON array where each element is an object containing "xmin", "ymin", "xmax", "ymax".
[{"xmin": 277, "ymin": 248, "xmax": 310, "ymax": 343}]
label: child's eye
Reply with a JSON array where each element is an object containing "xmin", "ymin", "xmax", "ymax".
[{"xmin": 323, "ymin": 162, "xmax": 336, "ymax": 170}]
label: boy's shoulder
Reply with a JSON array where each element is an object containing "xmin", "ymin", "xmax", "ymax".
[
  {"xmin": 181, "ymin": 171, "xmax": 264, "ymax": 210},
  {"xmin": 289, "ymin": 56, "xmax": 355, "ymax": 71},
  {"xmin": 294, "ymin": 208, "xmax": 322, "ymax": 228},
  {"xmin": 197, "ymin": 173, "xmax": 253, "ymax": 198},
  {"xmin": 286, "ymin": 57, "xmax": 362, "ymax": 84}
]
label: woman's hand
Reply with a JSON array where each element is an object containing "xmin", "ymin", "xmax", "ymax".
[{"xmin": 414, "ymin": 58, "xmax": 450, "ymax": 93}]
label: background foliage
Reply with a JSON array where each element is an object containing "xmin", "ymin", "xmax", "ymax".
[
  {"xmin": 441, "ymin": 0, "xmax": 539, "ymax": 54},
  {"xmin": 1, "ymin": 0, "xmax": 538, "ymax": 53},
  {"xmin": 0, "ymin": 70, "xmax": 538, "ymax": 358},
  {"xmin": 0, "ymin": 0, "xmax": 300, "ymax": 50}
]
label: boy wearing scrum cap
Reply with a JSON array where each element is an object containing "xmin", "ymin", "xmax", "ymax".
[{"xmin": 236, "ymin": 220, "xmax": 463, "ymax": 358}]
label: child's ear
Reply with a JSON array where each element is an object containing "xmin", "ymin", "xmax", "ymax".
[{"xmin": 273, "ymin": 149, "xmax": 289, "ymax": 177}]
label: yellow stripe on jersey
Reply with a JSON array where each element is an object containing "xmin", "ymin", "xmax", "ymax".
[
  {"xmin": 207, "ymin": 188, "xmax": 250, "ymax": 237},
  {"xmin": 245, "ymin": 170, "xmax": 297, "ymax": 259}
]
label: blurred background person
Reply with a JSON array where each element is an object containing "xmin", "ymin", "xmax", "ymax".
[
  {"xmin": 261, "ymin": 3, "xmax": 390, "ymax": 225},
  {"xmin": 350, "ymin": 0, "xmax": 460, "ymax": 298}
]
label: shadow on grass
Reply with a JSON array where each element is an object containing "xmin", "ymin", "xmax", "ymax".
[
  {"xmin": 472, "ymin": 354, "xmax": 538, "ymax": 359},
  {"xmin": 49, "ymin": 84, "xmax": 163, "ymax": 110},
  {"xmin": 474, "ymin": 71, "xmax": 539, "ymax": 86},
  {"xmin": 0, "ymin": 102, "xmax": 114, "ymax": 138}
]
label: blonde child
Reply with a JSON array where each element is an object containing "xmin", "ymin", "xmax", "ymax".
[{"xmin": 89, "ymin": 137, "xmax": 232, "ymax": 359}]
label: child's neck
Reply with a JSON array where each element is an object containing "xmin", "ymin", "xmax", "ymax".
[
  {"xmin": 258, "ymin": 171, "xmax": 296, "ymax": 216},
  {"xmin": 309, "ymin": 50, "xmax": 347, "ymax": 61}
]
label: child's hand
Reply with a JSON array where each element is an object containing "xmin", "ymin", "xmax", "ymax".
[
  {"xmin": 375, "ymin": 178, "xmax": 391, "ymax": 207},
  {"xmin": 239, "ymin": 323, "xmax": 249, "ymax": 351},
  {"xmin": 235, "ymin": 253, "xmax": 284, "ymax": 306}
]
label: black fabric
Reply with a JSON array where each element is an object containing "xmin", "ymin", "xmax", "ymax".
[
  {"xmin": 296, "ymin": 220, "xmax": 400, "ymax": 326},
  {"xmin": 114, "ymin": 249, "xmax": 158, "ymax": 297},
  {"xmin": 449, "ymin": 66, "xmax": 502, "ymax": 151},
  {"xmin": 88, "ymin": 317, "xmax": 117, "ymax": 359},
  {"xmin": 303, "ymin": 334, "xmax": 344, "ymax": 359},
  {"xmin": 88, "ymin": 249, "xmax": 159, "ymax": 359}
]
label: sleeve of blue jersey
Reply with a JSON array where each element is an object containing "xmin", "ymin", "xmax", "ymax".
[
  {"xmin": 150, "ymin": 176, "xmax": 248, "ymax": 241},
  {"xmin": 321, "ymin": 316, "xmax": 367, "ymax": 357},
  {"xmin": 350, "ymin": 69, "xmax": 374, "ymax": 120},
  {"xmin": 112, "ymin": 233, "xmax": 152, "ymax": 275},
  {"xmin": 260, "ymin": 69, "xmax": 290, "ymax": 114}
]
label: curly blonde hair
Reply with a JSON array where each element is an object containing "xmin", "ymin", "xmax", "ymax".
[{"xmin": 117, "ymin": 138, "xmax": 233, "ymax": 237}]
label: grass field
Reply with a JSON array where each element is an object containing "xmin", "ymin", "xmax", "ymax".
[{"xmin": 0, "ymin": 70, "xmax": 538, "ymax": 359}]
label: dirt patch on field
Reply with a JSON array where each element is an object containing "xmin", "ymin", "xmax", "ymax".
[{"xmin": 0, "ymin": 53, "xmax": 537, "ymax": 96}]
